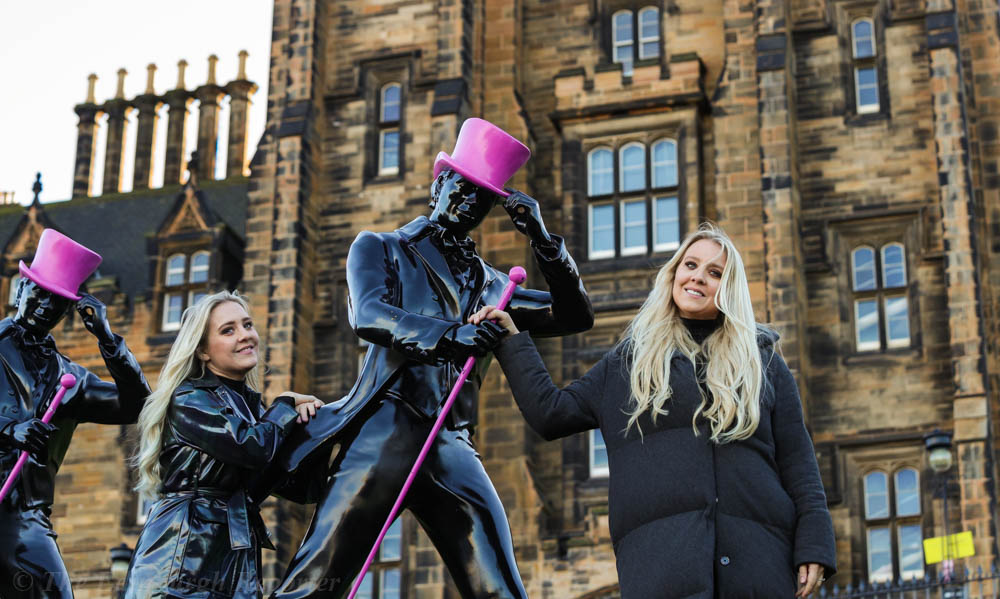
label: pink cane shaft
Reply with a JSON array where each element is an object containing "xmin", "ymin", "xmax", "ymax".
[
  {"xmin": 348, "ymin": 267, "xmax": 527, "ymax": 599},
  {"xmin": 0, "ymin": 374, "xmax": 77, "ymax": 504}
]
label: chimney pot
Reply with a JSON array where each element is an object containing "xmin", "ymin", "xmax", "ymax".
[
  {"xmin": 207, "ymin": 54, "xmax": 219, "ymax": 85},
  {"xmin": 86, "ymin": 74, "xmax": 98, "ymax": 103},
  {"xmin": 176, "ymin": 59, "xmax": 188, "ymax": 89},
  {"xmin": 115, "ymin": 68, "xmax": 127, "ymax": 99},
  {"xmin": 237, "ymin": 50, "xmax": 249, "ymax": 80}
]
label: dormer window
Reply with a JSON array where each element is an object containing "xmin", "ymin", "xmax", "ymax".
[
  {"xmin": 161, "ymin": 250, "xmax": 213, "ymax": 332},
  {"xmin": 610, "ymin": 6, "xmax": 661, "ymax": 76}
]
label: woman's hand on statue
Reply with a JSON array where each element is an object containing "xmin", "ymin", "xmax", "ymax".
[
  {"xmin": 278, "ymin": 391, "xmax": 325, "ymax": 423},
  {"xmin": 795, "ymin": 563, "xmax": 825, "ymax": 598},
  {"xmin": 469, "ymin": 305, "xmax": 519, "ymax": 336}
]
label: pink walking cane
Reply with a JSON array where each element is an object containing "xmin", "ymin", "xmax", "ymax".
[
  {"xmin": 347, "ymin": 266, "xmax": 527, "ymax": 599},
  {"xmin": 0, "ymin": 373, "xmax": 77, "ymax": 503}
]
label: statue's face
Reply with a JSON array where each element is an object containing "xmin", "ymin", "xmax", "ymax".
[
  {"xmin": 429, "ymin": 170, "xmax": 499, "ymax": 233},
  {"xmin": 14, "ymin": 279, "xmax": 72, "ymax": 335}
]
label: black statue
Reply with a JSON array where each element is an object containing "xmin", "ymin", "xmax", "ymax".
[
  {"xmin": 268, "ymin": 118, "xmax": 594, "ymax": 598},
  {"xmin": 0, "ymin": 229, "xmax": 150, "ymax": 599}
]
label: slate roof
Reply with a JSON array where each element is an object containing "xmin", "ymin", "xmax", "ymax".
[{"xmin": 0, "ymin": 180, "xmax": 249, "ymax": 299}]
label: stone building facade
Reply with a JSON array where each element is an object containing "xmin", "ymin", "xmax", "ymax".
[{"xmin": 8, "ymin": 0, "xmax": 1000, "ymax": 596}]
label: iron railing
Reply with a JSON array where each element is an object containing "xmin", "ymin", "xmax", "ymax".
[{"xmin": 821, "ymin": 566, "xmax": 1000, "ymax": 598}]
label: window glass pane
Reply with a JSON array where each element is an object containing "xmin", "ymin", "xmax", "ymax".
[
  {"xmin": 884, "ymin": 296, "xmax": 910, "ymax": 347},
  {"xmin": 590, "ymin": 204, "xmax": 615, "ymax": 258},
  {"xmin": 166, "ymin": 255, "xmax": 186, "ymax": 286},
  {"xmin": 381, "ymin": 84, "xmax": 401, "ymax": 122},
  {"xmin": 379, "ymin": 519, "xmax": 402, "ymax": 561},
  {"xmin": 867, "ymin": 527, "xmax": 893, "ymax": 583},
  {"xmin": 856, "ymin": 299, "xmax": 880, "ymax": 350},
  {"xmin": 613, "ymin": 12, "xmax": 633, "ymax": 43},
  {"xmin": 853, "ymin": 21, "xmax": 875, "ymax": 58},
  {"xmin": 857, "ymin": 67, "xmax": 879, "ymax": 110},
  {"xmin": 355, "ymin": 572, "xmax": 373, "ymax": 599},
  {"xmin": 639, "ymin": 8, "xmax": 659, "ymax": 59},
  {"xmin": 654, "ymin": 197, "xmax": 680, "ymax": 250},
  {"xmin": 852, "ymin": 247, "xmax": 876, "ymax": 291},
  {"xmin": 590, "ymin": 429, "xmax": 608, "ymax": 476},
  {"xmin": 381, "ymin": 568, "xmax": 401, "ymax": 599},
  {"xmin": 163, "ymin": 293, "xmax": 183, "ymax": 331},
  {"xmin": 864, "ymin": 472, "xmax": 889, "ymax": 519},
  {"xmin": 189, "ymin": 291, "xmax": 208, "ymax": 309},
  {"xmin": 620, "ymin": 145, "xmax": 645, "ymax": 192},
  {"xmin": 588, "ymin": 149, "xmax": 613, "ymax": 196},
  {"xmin": 380, "ymin": 130, "xmax": 399, "ymax": 172},
  {"xmin": 190, "ymin": 252, "xmax": 209, "ymax": 283},
  {"xmin": 622, "ymin": 200, "xmax": 647, "ymax": 253},
  {"xmin": 612, "ymin": 13, "xmax": 634, "ymax": 76},
  {"xmin": 652, "ymin": 140, "xmax": 677, "ymax": 188},
  {"xmin": 898, "ymin": 524, "xmax": 925, "ymax": 580},
  {"xmin": 895, "ymin": 468, "xmax": 920, "ymax": 516},
  {"xmin": 882, "ymin": 244, "xmax": 906, "ymax": 287}
]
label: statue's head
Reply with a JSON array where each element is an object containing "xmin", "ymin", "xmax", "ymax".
[
  {"xmin": 430, "ymin": 118, "xmax": 531, "ymax": 235},
  {"xmin": 14, "ymin": 228, "xmax": 102, "ymax": 336},
  {"xmin": 14, "ymin": 278, "xmax": 73, "ymax": 335},
  {"xmin": 429, "ymin": 169, "xmax": 501, "ymax": 234}
]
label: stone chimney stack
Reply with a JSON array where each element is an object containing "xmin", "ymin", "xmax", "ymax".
[
  {"xmin": 72, "ymin": 74, "xmax": 101, "ymax": 197},
  {"xmin": 194, "ymin": 54, "xmax": 225, "ymax": 182},
  {"xmin": 100, "ymin": 68, "xmax": 132, "ymax": 194},
  {"xmin": 224, "ymin": 50, "xmax": 258, "ymax": 178},
  {"xmin": 163, "ymin": 60, "xmax": 193, "ymax": 185},
  {"xmin": 0, "ymin": 192, "xmax": 15, "ymax": 205},
  {"xmin": 132, "ymin": 64, "xmax": 163, "ymax": 190}
]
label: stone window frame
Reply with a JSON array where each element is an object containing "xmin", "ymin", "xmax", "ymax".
[
  {"xmin": 837, "ymin": 3, "xmax": 890, "ymax": 121},
  {"xmin": 159, "ymin": 248, "xmax": 214, "ymax": 332},
  {"xmin": 584, "ymin": 135, "xmax": 684, "ymax": 261},
  {"xmin": 363, "ymin": 60, "xmax": 411, "ymax": 184},
  {"xmin": 861, "ymin": 466, "xmax": 925, "ymax": 583},
  {"xmin": 377, "ymin": 82, "xmax": 403, "ymax": 176},
  {"xmin": 600, "ymin": 1, "xmax": 663, "ymax": 77}
]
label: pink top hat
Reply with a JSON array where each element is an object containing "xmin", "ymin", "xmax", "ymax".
[
  {"xmin": 433, "ymin": 118, "xmax": 531, "ymax": 198},
  {"xmin": 19, "ymin": 229, "xmax": 102, "ymax": 301}
]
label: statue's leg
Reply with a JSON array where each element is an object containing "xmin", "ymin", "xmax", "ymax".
[
  {"xmin": 0, "ymin": 506, "xmax": 74, "ymax": 599},
  {"xmin": 409, "ymin": 428, "xmax": 528, "ymax": 599},
  {"xmin": 271, "ymin": 399, "xmax": 420, "ymax": 599}
]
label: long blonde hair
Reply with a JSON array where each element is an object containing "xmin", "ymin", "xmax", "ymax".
[
  {"xmin": 133, "ymin": 291, "xmax": 263, "ymax": 499},
  {"xmin": 621, "ymin": 223, "xmax": 763, "ymax": 443}
]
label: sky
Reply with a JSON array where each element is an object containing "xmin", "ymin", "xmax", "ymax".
[{"xmin": 0, "ymin": 1, "xmax": 273, "ymax": 204}]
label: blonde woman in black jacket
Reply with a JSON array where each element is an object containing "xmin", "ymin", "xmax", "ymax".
[{"xmin": 470, "ymin": 224, "xmax": 835, "ymax": 599}]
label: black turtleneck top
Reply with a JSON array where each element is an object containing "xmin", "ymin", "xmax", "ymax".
[{"xmin": 680, "ymin": 314, "xmax": 724, "ymax": 345}]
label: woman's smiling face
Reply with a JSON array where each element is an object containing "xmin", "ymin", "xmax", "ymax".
[
  {"xmin": 197, "ymin": 300, "xmax": 260, "ymax": 380},
  {"xmin": 672, "ymin": 239, "xmax": 727, "ymax": 320}
]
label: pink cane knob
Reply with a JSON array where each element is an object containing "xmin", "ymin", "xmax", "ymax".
[
  {"xmin": 508, "ymin": 266, "xmax": 527, "ymax": 285},
  {"xmin": 60, "ymin": 374, "xmax": 77, "ymax": 389}
]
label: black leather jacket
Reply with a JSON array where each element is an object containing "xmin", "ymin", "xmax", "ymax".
[
  {"xmin": 0, "ymin": 318, "xmax": 149, "ymax": 510},
  {"xmin": 124, "ymin": 372, "xmax": 299, "ymax": 599}
]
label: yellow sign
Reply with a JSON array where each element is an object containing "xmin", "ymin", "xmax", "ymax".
[{"xmin": 923, "ymin": 531, "xmax": 975, "ymax": 564}]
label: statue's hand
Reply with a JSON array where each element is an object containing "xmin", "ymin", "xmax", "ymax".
[
  {"xmin": 76, "ymin": 293, "xmax": 114, "ymax": 344},
  {"xmin": 503, "ymin": 190, "xmax": 552, "ymax": 245},
  {"xmin": 6, "ymin": 419, "xmax": 55, "ymax": 456}
]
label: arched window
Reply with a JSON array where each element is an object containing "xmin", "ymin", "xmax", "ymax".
[
  {"xmin": 880, "ymin": 243, "xmax": 906, "ymax": 288},
  {"xmin": 619, "ymin": 142, "xmax": 646, "ymax": 192},
  {"xmin": 378, "ymin": 83, "xmax": 402, "ymax": 176},
  {"xmin": 863, "ymin": 471, "xmax": 889, "ymax": 519},
  {"xmin": 851, "ymin": 18, "xmax": 880, "ymax": 113},
  {"xmin": 852, "ymin": 246, "xmax": 876, "ymax": 291},
  {"xmin": 651, "ymin": 139, "xmax": 677, "ymax": 188},
  {"xmin": 588, "ymin": 148, "xmax": 614, "ymax": 196},
  {"xmin": 894, "ymin": 468, "xmax": 920, "ymax": 517},
  {"xmin": 861, "ymin": 467, "xmax": 924, "ymax": 582},
  {"xmin": 638, "ymin": 7, "xmax": 660, "ymax": 59},
  {"xmin": 189, "ymin": 251, "xmax": 210, "ymax": 283},
  {"xmin": 612, "ymin": 10, "xmax": 634, "ymax": 76},
  {"xmin": 165, "ymin": 254, "xmax": 186, "ymax": 286}
]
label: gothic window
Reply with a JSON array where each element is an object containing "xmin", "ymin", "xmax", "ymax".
[
  {"xmin": 161, "ymin": 250, "xmax": 213, "ymax": 332},
  {"xmin": 586, "ymin": 139, "xmax": 682, "ymax": 260},
  {"xmin": 851, "ymin": 19, "xmax": 880, "ymax": 114},
  {"xmin": 610, "ymin": 6, "xmax": 661, "ymax": 75},
  {"xmin": 863, "ymin": 468, "xmax": 924, "ymax": 583},
  {"xmin": 851, "ymin": 243, "xmax": 909, "ymax": 351},
  {"xmin": 378, "ymin": 83, "xmax": 402, "ymax": 176},
  {"xmin": 590, "ymin": 429, "xmax": 609, "ymax": 478},
  {"xmin": 358, "ymin": 519, "xmax": 403, "ymax": 598}
]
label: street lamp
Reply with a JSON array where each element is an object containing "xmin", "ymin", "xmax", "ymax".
[
  {"xmin": 924, "ymin": 430, "xmax": 954, "ymax": 582},
  {"xmin": 109, "ymin": 543, "xmax": 132, "ymax": 598}
]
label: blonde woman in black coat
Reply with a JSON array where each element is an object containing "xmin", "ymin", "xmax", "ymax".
[{"xmin": 470, "ymin": 224, "xmax": 835, "ymax": 599}]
